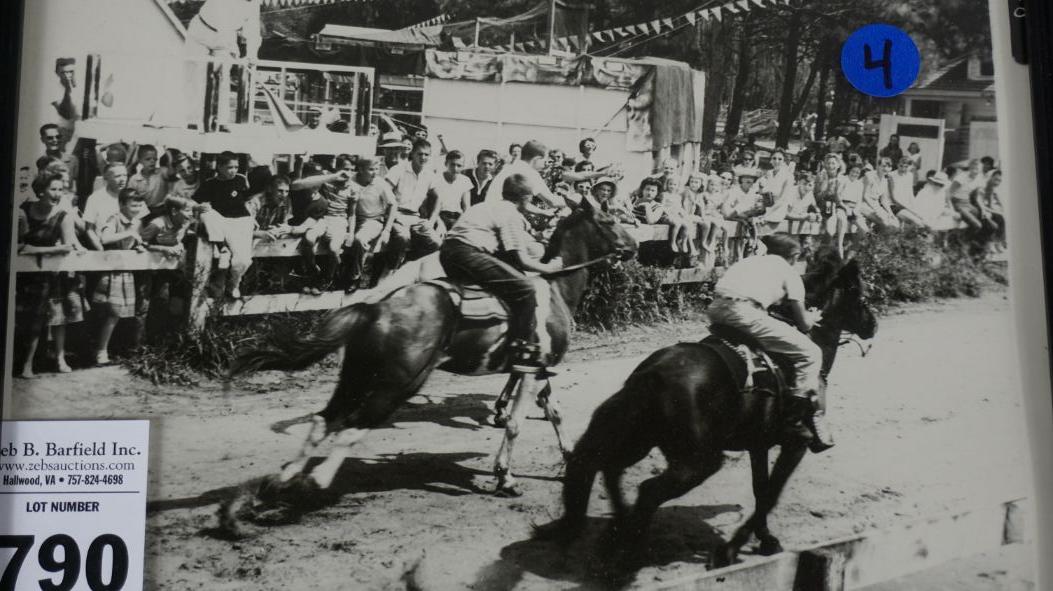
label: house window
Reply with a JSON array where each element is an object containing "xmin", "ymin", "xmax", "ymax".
[
  {"xmin": 968, "ymin": 55, "xmax": 995, "ymax": 80},
  {"xmin": 911, "ymin": 100, "xmax": 943, "ymax": 119}
]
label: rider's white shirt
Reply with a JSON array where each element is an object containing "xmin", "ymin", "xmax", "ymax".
[{"xmin": 715, "ymin": 255, "xmax": 805, "ymax": 308}]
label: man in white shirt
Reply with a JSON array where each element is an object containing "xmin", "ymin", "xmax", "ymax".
[
  {"xmin": 430, "ymin": 150, "xmax": 473, "ymax": 230},
  {"xmin": 485, "ymin": 140, "xmax": 566, "ymax": 210},
  {"xmin": 83, "ymin": 162, "xmax": 128, "ymax": 250},
  {"xmin": 707, "ymin": 233, "xmax": 833, "ymax": 452},
  {"xmin": 385, "ymin": 139, "xmax": 443, "ymax": 268}
]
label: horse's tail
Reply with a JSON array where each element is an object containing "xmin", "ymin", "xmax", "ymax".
[{"xmin": 228, "ymin": 303, "xmax": 378, "ymax": 378}]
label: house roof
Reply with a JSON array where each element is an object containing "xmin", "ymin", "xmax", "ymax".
[
  {"xmin": 910, "ymin": 55, "xmax": 995, "ymax": 95},
  {"xmin": 164, "ymin": 0, "xmax": 364, "ymax": 7}
]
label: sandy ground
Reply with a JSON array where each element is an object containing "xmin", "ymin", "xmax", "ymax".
[{"xmin": 9, "ymin": 290, "xmax": 1036, "ymax": 590}]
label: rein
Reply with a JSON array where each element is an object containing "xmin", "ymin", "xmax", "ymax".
[{"xmin": 541, "ymin": 254, "xmax": 619, "ymax": 278}]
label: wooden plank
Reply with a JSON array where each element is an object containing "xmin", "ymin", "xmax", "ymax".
[
  {"xmin": 215, "ymin": 289, "xmax": 374, "ymax": 317},
  {"xmin": 661, "ymin": 267, "xmax": 712, "ymax": 286},
  {"xmin": 649, "ymin": 497, "xmax": 1029, "ymax": 591},
  {"xmin": 250, "ymin": 238, "xmax": 334, "ymax": 259},
  {"xmin": 14, "ymin": 251, "xmax": 183, "ymax": 273},
  {"xmin": 654, "ymin": 553, "xmax": 799, "ymax": 591}
]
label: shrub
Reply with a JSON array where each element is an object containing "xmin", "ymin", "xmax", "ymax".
[
  {"xmin": 851, "ymin": 227, "xmax": 987, "ymax": 310},
  {"xmin": 124, "ymin": 312, "xmax": 328, "ymax": 385},
  {"xmin": 575, "ymin": 260, "xmax": 713, "ymax": 331}
]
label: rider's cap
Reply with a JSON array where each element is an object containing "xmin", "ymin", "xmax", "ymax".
[
  {"xmin": 761, "ymin": 233, "xmax": 802, "ymax": 258},
  {"xmin": 502, "ymin": 173, "xmax": 533, "ymax": 201}
]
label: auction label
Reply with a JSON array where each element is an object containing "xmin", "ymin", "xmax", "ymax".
[{"xmin": 0, "ymin": 421, "xmax": 148, "ymax": 591}]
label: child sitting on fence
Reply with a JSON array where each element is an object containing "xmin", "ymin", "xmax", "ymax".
[
  {"xmin": 194, "ymin": 152, "xmax": 255, "ymax": 300},
  {"xmin": 16, "ymin": 172, "xmax": 87, "ymax": 377},
  {"xmin": 140, "ymin": 199, "xmax": 193, "ymax": 335},
  {"xmin": 346, "ymin": 158, "xmax": 397, "ymax": 292},
  {"xmin": 93, "ymin": 188, "xmax": 149, "ymax": 366},
  {"xmin": 287, "ymin": 164, "xmax": 331, "ymax": 295},
  {"xmin": 249, "ymin": 176, "xmax": 292, "ymax": 242},
  {"xmin": 591, "ymin": 179, "xmax": 636, "ymax": 225},
  {"xmin": 633, "ymin": 177, "xmax": 665, "ymax": 225},
  {"xmin": 784, "ymin": 171, "xmax": 821, "ymax": 223}
]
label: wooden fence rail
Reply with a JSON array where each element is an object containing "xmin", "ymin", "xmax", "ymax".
[{"xmin": 14, "ymin": 220, "xmax": 835, "ymax": 330}]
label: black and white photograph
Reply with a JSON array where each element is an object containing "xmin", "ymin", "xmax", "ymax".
[{"xmin": 2, "ymin": 0, "xmax": 1039, "ymax": 589}]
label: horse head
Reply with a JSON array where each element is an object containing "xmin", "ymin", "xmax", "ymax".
[
  {"xmin": 818, "ymin": 258, "xmax": 878, "ymax": 340},
  {"xmin": 544, "ymin": 197, "xmax": 638, "ymax": 267}
]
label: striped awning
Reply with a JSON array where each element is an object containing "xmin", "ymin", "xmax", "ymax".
[{"xmin": 164, "ymin": 0, "xmax": 366, "ymax": 8}]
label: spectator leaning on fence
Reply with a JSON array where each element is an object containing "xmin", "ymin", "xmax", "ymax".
[
  {"xmin": 860, "ymin": 157, "xmax": 901, "ymax": 231},
  {"xmin": 16, "ymin": 173, "xmax": 86, "ymax": 378},
  {"xmin": 386, "ymin": 139, "xmax": 444, "ymax": 269},
  {"xmin": 193, "ymin": 151, "xmax": 254, "ymax": 300},
  {"xmin": 975, "ymin": 169, "xmax": 1005, "ymax": 253},
  {"xmin": 346, "ymin": 157, "xmax": 396, "ymax": 292},
  {"xmin": 83, "ymin": 162, "xmax": 128, "ymax": 250},
  {"xmin": 431, "ymin": 150, "xmax": 473, "ymax": 231},
  {"xmin": 127, "ymin": 145, "xmax": 171, "ymax": 219},
  {"xmin": 291, "ymin": 155, "xmax": 357, "ymax": 290},
  {"xmin": 249, "ymin": 175, "xmax": 291, "ymax": 241},
  {"xmin": 93, "ymin": 188, "xmax": 149, "ymax": 366}
]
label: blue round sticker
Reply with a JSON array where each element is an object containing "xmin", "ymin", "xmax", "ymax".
[{"xmin": 841, "ymin": 24, "xmax": 921, "ymax": 98}]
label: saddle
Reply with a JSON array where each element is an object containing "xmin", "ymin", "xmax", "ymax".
[
  {"xmin": 423, "ymin": 277, "xmax": 552, "ymax": 324},
  {"xmin": 701, "ymin": 324, "xmax": 789, "ymax": 396},
  {"xmin": 424, "ymin": 279, "xmax": 509, "ymax": 321}
]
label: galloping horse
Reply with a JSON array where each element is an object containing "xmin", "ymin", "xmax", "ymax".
[
  {"xmin": 225, "ymin": 198, "xmax": 637, "ymax": 521},
  {"xmin": 535, "ymin": 252, "xmax": 877, "ymax": 572}
]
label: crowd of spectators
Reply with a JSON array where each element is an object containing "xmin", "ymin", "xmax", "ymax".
[{"xmin": 15, "ymin": 120, "xmax": 1004, "ymax": 378}]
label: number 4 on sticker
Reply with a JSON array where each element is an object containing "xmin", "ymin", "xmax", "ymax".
[
  {"xmin": 864, "ymin": 39, "xmax": 893, "ymax": 90},
  {"xmin": 841, "ymin": 24, "xmax": 921, "ymax": 98}
]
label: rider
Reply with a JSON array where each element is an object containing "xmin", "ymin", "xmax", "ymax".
[
  {"xmin": 706, "ymin": 232, "xmax": 834, "ymax": 452},
  {"xmin": 440, "ymin": 174, "xmax": 564, "ymax": 372}
]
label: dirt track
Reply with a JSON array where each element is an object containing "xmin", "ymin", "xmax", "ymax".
[{"xmin": 10, "ymin": 290, "xmax": 1033, "ymax": 590}]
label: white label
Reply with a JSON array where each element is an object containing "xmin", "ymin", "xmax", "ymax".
[{"xmin": 0, "ymin": 420, "xmax": 149, "ymax": 591}]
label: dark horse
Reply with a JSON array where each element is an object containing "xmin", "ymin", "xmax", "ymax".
[
  {"xmin": 224, "ymin": 198, "xmax": 637, "ymax": 521},
  {"xmin": 535, "ymin": 251, "xmax": 877, "ymax": 572}
]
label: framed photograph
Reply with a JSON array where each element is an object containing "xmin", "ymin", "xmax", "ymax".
[{"xmin": 2, "ymin": 0, "xmax": 1044, "ymax": 589}]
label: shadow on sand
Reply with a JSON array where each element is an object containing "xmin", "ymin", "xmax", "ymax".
[
  {"xmin": 472, "ymin": 504, "xmax": 744, "ymax": 590},
  {"xmin": 148, "ymin": 450, "xmax": 494, "ymax": 518}
]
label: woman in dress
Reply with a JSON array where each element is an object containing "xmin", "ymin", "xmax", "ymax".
[{"xmin": 16, "ymin": 172, "xmax": 87, "ymax": 377}]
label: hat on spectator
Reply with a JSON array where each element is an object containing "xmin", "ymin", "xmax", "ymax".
[
  {"xmin": 378, "ymin": 132, "xmax": 403, "ymax": 149},
  {"xmin": 591, "ymin": 178, "xmax": 618, "ymax": 197},
  {"xmin": 733, "ymin": 165, "xmax": 760, "ymax": 180},
  {"xmin": 928, "ymin": 171, "xmax": 951, "ymax": 186}
]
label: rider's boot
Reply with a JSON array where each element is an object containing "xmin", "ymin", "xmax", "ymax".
[{"xmin": 789, "ymin": 394, "xmax": 834, "ymax": 453}]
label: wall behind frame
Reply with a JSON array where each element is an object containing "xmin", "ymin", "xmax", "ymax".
[{"xmin": 989, "ymin": 1, "xmax": 1053, "ymax": 589}]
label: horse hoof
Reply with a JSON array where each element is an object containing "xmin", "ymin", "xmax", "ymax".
[
  {"xmin": 492, "ymin": 414, "xmax": 509, "ymax": 428},
  {"xmin": 493, "ymin": 483, "xmax": 523, "ymax": 498},
  {"xmin": 533, "ymin": 519, "xmax": 581, "ymax": 544},
  {"xmin": 710, "ymin": 544, "xmax": 739, "ymax": 569},
  {"xmin": 757, "ymin": 536, "xmax": 784, "ymax": 556},
  {"xmin": 215, "ymin": 490, "xmax": 259, "ymax": 540}
]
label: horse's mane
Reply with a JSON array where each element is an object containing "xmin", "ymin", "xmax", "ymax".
[
  {"xmin": 542, "ymin": 206, "xmax": 590, "ymax": 262},
  {"xmin": 804, "ymin": 246, "xmax": 845, "ymax": 307}
]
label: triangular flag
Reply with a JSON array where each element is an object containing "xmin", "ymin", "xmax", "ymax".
[
  {"xmin": 685, "ymin": 11, "xmax": 696, "ymax": 25},
  {"xmin": 615, "ymin": 27, "xmax": 627, "ymax": 37},
  {"xmin": 711, "ymin": 6, "xmax": 722, "ymax": 20},
  {"xmin": 651, "ymin": 20, "xmax": 662, "ymax": 33},
  {"xmin": 592, "ymin": 31, "xmax": 605, "ymax": 41},
  {"xmin": 738, "ymin": 0, "xmax": 751, "ymax": 11},
  {"xmin": 724, "ymin": 3, "xmax": 739, "ymax": 14},
  {"xmin": 751, "ymin": 0, "xmax": 765, "ymax": 6},
  {"xmin": 662, "ymin": 17, "xmax": 675, "ymax": 29}
]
